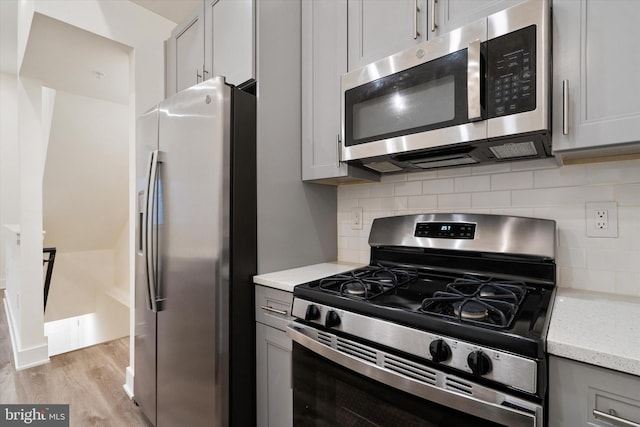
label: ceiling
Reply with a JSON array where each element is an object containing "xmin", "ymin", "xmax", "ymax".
[
  {"xmin": 129, "ymin": 0, "xmax": 202, "ymax": 24},
  {"xmin": 21, "ymin": 13, "xmax": 132, "ymax": 105},
  {"xmin": 0, "ymin": 0, "xmax": 196, "ymax": 76}
]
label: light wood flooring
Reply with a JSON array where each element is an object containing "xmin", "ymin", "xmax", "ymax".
[{"xmin": 0, "ymin": 290, "xmax": 151, "ymax": 426}]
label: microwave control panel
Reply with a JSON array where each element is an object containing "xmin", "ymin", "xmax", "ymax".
[{"xmin": 486, "ymin": 25, "xmax": 536, "ymax": 118}]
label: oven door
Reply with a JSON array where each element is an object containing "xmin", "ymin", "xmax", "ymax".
[
  {"xmin": 341, "ymin": 18, "xmax": 487, "ymax": 164},
  {"xmin": 288, "ymin": 323, "xmax": 543, "ymax": 427}
]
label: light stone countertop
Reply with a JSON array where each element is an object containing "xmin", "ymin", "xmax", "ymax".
[
  {"xmin": 253, "ymin": 261, "xmax": 364, "ymax": 293},
  {"xmin": 547, "ymin": 288, "xmax": 640, "ymax": 377}
]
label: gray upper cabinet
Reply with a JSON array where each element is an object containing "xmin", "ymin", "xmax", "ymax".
[
  {"xmin": 205, "ymin": 0, "xmax": 255, "ymax": 87},
  {"xmin": 301, "ymin": 0, "xmax": 378, "ymax": 183},
  {"xmin": 347, "ymin": 0, "xmax": 428, "ymax": 71},
  {"xmin": 166, "ymin": 4, "xmax": 206, "ymax": 97},
  {"xmin": 428, "ymin": 0, "xmax": 525, "ymax": 37},
  {"xmin": 552, "ymin": 0, "xmax": 640, "ymax": 160},
  {"xmin": 166, "ymin": 0, "xmax": 255, "ymax": 98}
]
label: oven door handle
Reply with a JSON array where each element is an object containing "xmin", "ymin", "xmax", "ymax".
[{"xmin": 287, "ymin": 324, "xmax": 541, "ymax": 427}]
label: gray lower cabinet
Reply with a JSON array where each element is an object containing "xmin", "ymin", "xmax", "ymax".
[
  {"xmin": 255, "ymin": 285, "xmax": 293, "ymax": 427},
  {"xmin": 552, "ymin": 0, "xmax": 640, "ymax": 161},
  {"xmin": 549, "ymin": 356, "xmax": 640, "ymax": 427}
]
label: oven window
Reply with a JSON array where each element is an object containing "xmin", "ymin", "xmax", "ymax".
[{"xmin": 293, "ymin": 343, "xmax": 508, "ymax": 427}]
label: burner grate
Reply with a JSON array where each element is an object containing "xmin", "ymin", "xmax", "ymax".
[
  {"xmin": 419, "ymin": 276, "xmax": 529, "ymax": 328},
  {"xmin": 318, "ymin": 265, "xmax": 418, "ymax": 300}
]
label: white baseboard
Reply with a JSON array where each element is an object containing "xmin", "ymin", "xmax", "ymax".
[
  {"xmin": 124, "ymin": 366, "xmax": 135, "ymax": 399},
  {"xmin": 3, "ymin": 297, "xmax": 50, "ymax": 370}
]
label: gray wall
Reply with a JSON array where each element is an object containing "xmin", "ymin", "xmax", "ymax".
[{"xmin": 256, "ymin": 0, "xmax": 337, "ymax": 274}]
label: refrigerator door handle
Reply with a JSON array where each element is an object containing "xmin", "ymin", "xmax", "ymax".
[{"xmin": 145, "ymin": 150, "xmax": 164, "ymax": 313}]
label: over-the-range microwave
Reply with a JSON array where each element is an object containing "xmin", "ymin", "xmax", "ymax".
[{"xmin": 341, "ymin": 0, "xmax": 551, "ymax": 173}]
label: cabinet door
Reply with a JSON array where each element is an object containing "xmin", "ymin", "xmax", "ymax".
[
  {"xmin": 204, "ymin": 0, "xmax": 255, "ymax": 86},
  {"xmin": 549, "ymin": 356, "xmax": 640, "ymax": 427},
  {"xmin": 256, "ymin": 322, "xmax": 293, "ymax": 427},
  {"xmin": 552, "ymin": 0, "xmax": 640, "ymax": 155},
  {"xmin": 347, "ymin": 0, "xmax": 428, "ymax": 71},
  {"xmin": 302, "ymin": 0, "xmax": 347, "ymax": 181},
  {"xmin": 428, "ymin": 0, "xmax": 525, "ymax": 37},
  {"xmin": 166, "ymin": 4, "xmax": 205, "ymax": 96}
]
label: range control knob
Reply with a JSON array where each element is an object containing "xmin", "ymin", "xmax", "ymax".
[
  {"xmin": 467, "ymin": 351, "xmax": 492, "ymax": 376},
  {"xmin": 325, "ymin": 310, "xmax": 341, "ymax": 328},
  {"xmin": 429, "ymin": 339, "xmax": 451, "ymax": 363},
  {"xmin": 304, "ymin": 304, "xmax": 320, "ymax": 321}
]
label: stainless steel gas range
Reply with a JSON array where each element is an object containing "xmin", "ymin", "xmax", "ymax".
[{"xmin": 288, "ymin": 213, "xmax": 556, "ymax": 427}]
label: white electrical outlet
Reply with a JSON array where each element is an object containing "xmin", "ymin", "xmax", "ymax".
[
  {"xmin": 351, "ymin": 207, "xmax": 363, "ymax": 230},
  {"xmin": 586, "ymin": 202, "xmax": 618, "ymax": 238}
]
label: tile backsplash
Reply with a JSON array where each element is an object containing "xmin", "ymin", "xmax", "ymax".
[{"xmin": 337, "ymin": 158, "xmax": 640, "ymax": 297}]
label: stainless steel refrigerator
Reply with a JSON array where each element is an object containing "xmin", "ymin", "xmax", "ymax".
[{"xmin": 134, "ymin": 77, "xmax": 256, "ymax": 427}]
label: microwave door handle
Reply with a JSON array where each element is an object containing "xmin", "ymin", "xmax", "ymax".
[
  {"xmin": 467, "ymin": 39, "xmax": 482, "ymax": 121},
  {"xmin": 563, "ymin": 80, "xmax": 569, "ymax": 135}
]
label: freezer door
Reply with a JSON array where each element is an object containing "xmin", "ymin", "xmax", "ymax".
[
  {"xmin": 134, "ymin": 106, "xmax": 159, "ymax": 426},
  {"xmin": 156, "ymin": 78, "xmax": 231, "ymax": 427}
]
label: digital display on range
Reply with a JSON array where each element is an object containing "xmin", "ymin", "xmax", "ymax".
[{"xmin": 414, "ymin": 222, "xmax": 476, "ymax": 239}]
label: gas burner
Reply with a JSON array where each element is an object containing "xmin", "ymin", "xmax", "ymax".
[
  {"xmin": 419, "ymin": 275, "xmax": 529, "ymax": 328},
  {"xmin": 318, "ymin": 265, "xmax": 418, "ymax": 300},
  {"xmin": 453, "ymin": 300, "xmax": 489, "ymax": 320}
]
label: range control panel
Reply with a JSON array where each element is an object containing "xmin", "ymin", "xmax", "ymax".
[
  {"xmin": 415, "ymin": 222, "xmax": 476, "ymax": 239},
  {"xmin": 487, "ymin": 25, "xmax": 537, "ymax": 118}
]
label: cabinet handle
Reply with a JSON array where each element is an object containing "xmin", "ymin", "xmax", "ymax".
[
  {"xmin": 414, "ymin": 0, "xmax": 421, "ymax": 39},
  {"xmin": 196, "ymin": 69, "xmax": 202, "ymax": 84},
  {"xmin": 337, "ymin": 134, "xmax": 342, "ymax": 168},
  {"xmin": 593, "ymin": 409, "xmax": 640, "ymax": 427},
  {"xmin": 260, "ymin": 305, "xmax": 288, "ymax": 316},
  {"xmin": 562, "ymin": 79, "xmax": 569, "ymax": 135},
  {"xmin": 203, "ymin": 68, "xmax": 209, "ymax": 80},
  {"xmin": 431, "ymin": 0, "xmax": 437, "ymax": 32}
]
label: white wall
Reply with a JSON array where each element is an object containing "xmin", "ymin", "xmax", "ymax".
[
  {"xmin": 1, "ymin": 0, "xmax": 173, "ymax": 371},
  {"xmin": 0, "ymin": 73, "xmax": 20, "ymax": 289},
  {"xmin": 337, "ymin": 158, "xmax": 640, "ymax": 297}
]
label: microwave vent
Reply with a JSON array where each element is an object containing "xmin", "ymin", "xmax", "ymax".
[
  {"xmin": 489, "ymin": 141, "xmax": 538, "ymax": 159},
  {"xmin": 364, "ymin": 162, "xmax": 404, "ymax": 173}
]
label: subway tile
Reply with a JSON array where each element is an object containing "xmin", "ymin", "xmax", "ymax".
[
  {"xmin": 381, "ymin": 173, "xmax": 408, "ymax": 183},
  {"xmin": 394, "ymin": 181, "xmax": 423, "ymax": 196},
  {"xmin": 617, "ymin": 207, "xmax": 640, "ymax": 251},
  {"xmin": 471, "ymin": 191, "xmax": 511, "ymax": 208},
  {"xmin": 471, "ymin": 163, "xmax": 512, "ymax": 175},
  {"xmin": 342, "ymin": 183, "xmax": 371, "ymax": 199},
  {"xmin": 454, "ymin": 175, "xmax": 490, "ymax": 193},
  {"xmin": 534, "ymin": 164, "xmax": 587, "ymax": 188},
  {"xmin": 510, "ymin": 158, "xmax": 559, "ymax": 171},
  {"xmin": 615, "ymin": 271, "xmax": 640, "ymax": 297},
  {"xmin": 511, "ymin": 186, "xmax": 614, "ymax": 207},
  {"xmin": 490, "ymin": 207, "xmax": 535, "ymax": 217},
  {"xmin": 438, "ymin": 193, "xmax": 471, "ymax": 209},
  {"xmin": 491, "ymin": 171, "xmax": 533, "ymax": 190},
  {"xmin": 586, "ymin": 159, "xmax": 640, "ymax": 185},
  {"xmin": 437, "ymin": 167, "xmax": 471, "ymax": 178},
  {"xmin": 358, "ymin": 198, "xmax": 383, "ymax": 210},
  {"xmin": 422, "ymin": 178, "xmax": 454, "ymax": 195},
  {"xmin": 407, "ymin": 195, "xmax": 437, "ymax": 210},
  {"xmin": 557, "ymin": 245, "xmax": 586, "ymax": 268},
  {"xmin": 616, "ymin": 183, "xmax": 640, "ymax": 206},
  {"xmin": 407, "ymin": 170, "xmax": 438, "ymax": 181},
  {"xmin": 586, "ymin": 248, "xmax": 639, "ymax": 273},
  {"xmin": 559, "ymin": 267, "xmax": 616, "ymax": 293},
  {"xmin": 369, "ymin": 183, "xmax": 395, "ymax": 198},
  {"xmin": 338, "ymin": 248, "xmax": 360, "ymax": 263}
]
